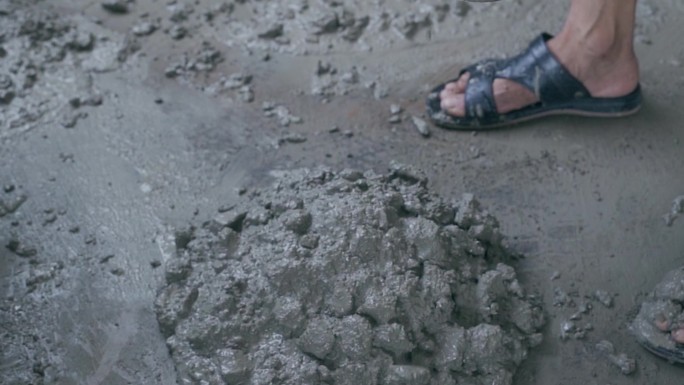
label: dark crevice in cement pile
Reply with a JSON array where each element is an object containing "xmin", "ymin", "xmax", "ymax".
[{"xmin": 155, "ymin": 164, "xmax": 545, "ymax": 385}]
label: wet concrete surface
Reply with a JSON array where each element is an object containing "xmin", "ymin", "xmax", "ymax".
[{"xmin": 1, "ymin": 0, "xmax": 684, "ymax": 384}]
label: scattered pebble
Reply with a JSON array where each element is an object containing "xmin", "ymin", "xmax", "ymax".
[
  {"xmin": 263, "ymin": 103, "xmax": 302, "ymax": 127},
  {"xmin": 61, "ymin": 111, "xmax": 88, "ymax": 128},
  {"xmin": 0, "ymin": 195, "xmax": 28, "ymax": 218},
  {"xmin": 411, "ymin": 116, "xmax": 430, "ymax": 137},
  {"xmin": 0, "ymin": 74, "xmax": 16, "ymax": 105},
  {"xmin": 42, "ymin": 214, "xmax": 58, "ymax": 226},
  {"xmin": 596, "ymin": 340, "xmax": 636, "ymax": 375},
  {"xmin": 169, "ymin": 25, "xmax": 187, "ymax": 40},
  {"xmin": 663, "ymin": 195, "xmax": 684, "ymax": 226},
  {"xmin": 593, "ymin": 290, "xmax": 614, "ymax": 308},
  {"xmin": 279, "ymin": 133, "xmax": 307, "ymax": 144},
  {"xmin": 217, "ymin": 204, "xmax": 235, "ymax": 213},
  {"xmin": 238, "ymin": 85, "xmax": 254, "ymax": 103},
  {"xmin": 67, "ymin": 31, "xmax": 95, "ymax": 51},
  {"xmin": 101, "ymin": 0, "xmax": 129, "ymax": 14},
  {"xmin": 6, "ymin": 239, "xmax": 38, "ymax": 257},
  {"xmin": 257, "ymin": 23, "xmax": 284, "ymax": 39},
  {"xmin": 85, "ymin": 234, "xmax": 97, "ymax": 245},
  {"xmin": 560, "ymin": 320, "xmax": 586, "ymax": 340},
  {"xmin": 133, "ymin": 22, "xmax": 157, "ymax": 36}
]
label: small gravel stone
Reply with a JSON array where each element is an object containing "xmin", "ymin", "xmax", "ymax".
[
  {"xmin": 169, "ymin": 25, "xmax": 187, "ymax": 40},
  {"xmin": 132, "ymin": 22, "xmax": 157, "ymax": 36},
  {"xmin": 594, "ymin": 289, "xmax": 614, "ymax": 308},
  {"xmin": 257, "ymin": 23, "xmax": 284, "ymax": 39},
  {"xmin": 101, "ymin": 0, "xmax": 129, "ymax": 13},
  {"xmin": 411, "ymin": 116, "xmax": 430, "ymax": 137}
]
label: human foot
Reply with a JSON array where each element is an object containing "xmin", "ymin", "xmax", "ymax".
[
  {"xmin": 631, "ymin": 267, "xmax": 684, "ymax": 364},
  {"xmin": 438, "ymin": 34, "xmax": 640, "ymax": 118},
  {"xmin": 425, "ymin": 33, "xmax": 642, "ymax": 130}
]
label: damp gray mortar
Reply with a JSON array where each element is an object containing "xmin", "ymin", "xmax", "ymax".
[{"xmin": 154, "ymin": 165, "xmax": 546, "ymax": 385}]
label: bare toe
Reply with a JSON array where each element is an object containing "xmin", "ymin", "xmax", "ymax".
[
  {"xmin": 443, "ymin": 73, "xmax": 470, "ymax": 94},
  {"xmin": 673, "ymin": 328, "xmax": 684, "ymax": 344},
  {"xmin": 655, "ymin": 313, "xmax": 670, "ymax": 332},
  {"xmin": 443, "ymin": 81, "xmax": 460, "ymax": 94},
  {"xmin": 440, "ymin": 93, "xmax": 465, "ymax": 117},
  {"xmin": 453, "ymin": 73, "xmax": 470, "ymax": 93}
]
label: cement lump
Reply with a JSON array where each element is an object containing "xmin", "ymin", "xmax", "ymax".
[
  {"xmin": 663, "ymin": 195, "xmax": 684, "ymax": 226},
  {"xmin": 595, "ymin": 340, "xmax": 637, "ymax": 375},
  {"xmin": 155, "ymin": 166, "xmax": 545, "ymax": 385}
]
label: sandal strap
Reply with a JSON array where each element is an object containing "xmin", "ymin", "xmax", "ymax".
[
  {"xmin": 463, "ymin": 60, "xmax": 500, "ymax": 121},
  {"xmin": 464, "ymin": 33, "xmax": 591, "ymax": 123},
  {"xmin": 498, "ymin": 33, "xmax": 591, "ymax": 101}
]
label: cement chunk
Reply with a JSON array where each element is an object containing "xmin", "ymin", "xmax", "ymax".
[
  {"xmin": 373, "ymin": 324, "xmax": 415, "ymax": 359},
  {"xmin": 298, "ymin": 316, "xmax": 335, "ymax": 360}
]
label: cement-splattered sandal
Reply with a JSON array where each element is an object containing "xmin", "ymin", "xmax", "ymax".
[
  {"xmin": 634, "ymin": 328, "xmax": 684, "ymax": 365},
  {"xmin": 630, "ymin": 266, "xmax": 684, "ymax": 365},
  {"xmin": 426, "ymin": 33, "xmax": 643, "ymax": 130}
]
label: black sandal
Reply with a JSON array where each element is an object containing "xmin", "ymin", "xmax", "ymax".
[{"xmin": 426, "ymin": 33, "xmax": 643, "ymax": 130}]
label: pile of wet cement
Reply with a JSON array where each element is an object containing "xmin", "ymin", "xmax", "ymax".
[{"xmin": 154, "ymin": 165, "xmax": 545, "ymax": 385}]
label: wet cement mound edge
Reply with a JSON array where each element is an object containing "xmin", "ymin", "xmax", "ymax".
[{"xmin": 154, "ymin": 164, "xmax": 546, "ymax": 385}]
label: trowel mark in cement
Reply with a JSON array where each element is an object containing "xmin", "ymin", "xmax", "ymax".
[{"xmin": 154, "ymin": 165, "xmax": 545, "ymax": 385}]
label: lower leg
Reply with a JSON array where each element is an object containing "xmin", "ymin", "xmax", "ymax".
[
  {"xmin": 440, "ymin": 0, "xmax": 639, "ymax": 117},
  {"xmin": 548, "ymin": 0, "xmax": 639, "ymax": 97}
]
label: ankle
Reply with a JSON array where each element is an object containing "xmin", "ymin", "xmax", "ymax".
[
  {"xmin": 552, "ymin": 26, "xmax": 632, "ymax": 63},
  {"xmin": 548, "ymin": 33, "xmax": 639, "ymax": 98},
  {"xmin": 555, "ymin": 0, "xmax": 637, "ymax": 61}
]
